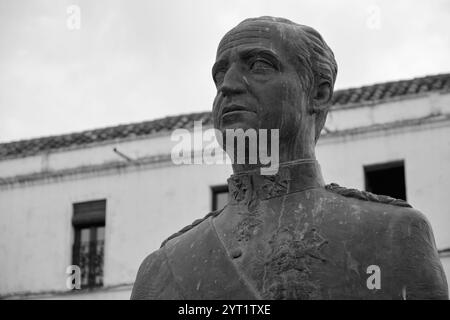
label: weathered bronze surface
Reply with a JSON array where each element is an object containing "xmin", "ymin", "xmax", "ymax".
[{"xmin": 131, "ymin": 17, "xmax": 448, "ymax": 300}]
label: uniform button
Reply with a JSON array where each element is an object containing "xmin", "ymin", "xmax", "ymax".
[{"xmin": 230, "ymin": 248, "xmax": 242, "ymax": 259}]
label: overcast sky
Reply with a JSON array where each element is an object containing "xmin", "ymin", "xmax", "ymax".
[{"xmin": 0, "ymin": 0, "xmax": 449, "ymax": 142}]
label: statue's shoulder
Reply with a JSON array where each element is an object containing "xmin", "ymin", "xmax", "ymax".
[
  {"xmin": 324, "ymin": 182, "xmax": 412, "ymax": 208},
  {"xmin": 322, "ymin": 183, "xmax": 434, "ymax": 241},
  {"xmin": 160, "ymin": 207, "xmax": 225, "ymax": 248},
  {"xmin": 323, "ymin": 183, "xmax": 435, "ymax": 252},
  {"xmin": 135, "ymin": 206, "xmax": 257, "ymax": 299},
  {"xmin": 131, "ymin": 210, "xmax": 225, "ymax": 299},
  {"xmin": 131, "ymin": 247, "xmax": 181, "ymax": 299},
  {"xmin": 324, "ymin": 183, "xmax": 447, "ymax": 298}
]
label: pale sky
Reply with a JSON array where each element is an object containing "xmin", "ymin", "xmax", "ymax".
[{"xmin": 0, "ymin": 0, "xmax": 449, "ymax": 142}]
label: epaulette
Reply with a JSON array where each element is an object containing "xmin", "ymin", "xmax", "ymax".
[
  {"xmin": 160, "ymin": 207, "xmax": 225, "ymax": 248},
  {"xmin": 325, "ymin": 183, "xmax": 412, "ymax": 208}
]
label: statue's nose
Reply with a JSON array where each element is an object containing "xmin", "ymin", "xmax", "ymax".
[{"xmin": 219, "ymin": 64, "xmax": 246, "ymax": 97}]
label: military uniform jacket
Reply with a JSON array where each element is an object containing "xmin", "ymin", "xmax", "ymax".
[{"xmin": 131, "ymin": 160, "xmax": 448, "ymax": 300}]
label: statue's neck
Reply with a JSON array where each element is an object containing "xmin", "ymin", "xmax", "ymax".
[
  {"xmin": 230, "ymin": 138, "xmax": 316, "ymax": 175},
  {"xmin": 227, "ymin": 159, "xmax": 325, "ymax": 205}
]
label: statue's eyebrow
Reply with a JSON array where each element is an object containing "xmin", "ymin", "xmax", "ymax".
[
  {"xmin": 239, "ymin": 48, "xmax": 281, "ymax": 68},
  {"xmin": 212, "ymin": 47, "xmax": 281, "ymax": 78},
  {"xmin": 239, "ymin": 47, "xmax": 279, "ymax": 60},
  {"xmin": 212, "ymin": 59, "xmax": 228, "ymax": 75}
]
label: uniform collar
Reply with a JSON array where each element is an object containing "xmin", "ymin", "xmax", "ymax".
[{"xmin": 227, "ymin": 159, "xmax": 325, "ymax": 204}]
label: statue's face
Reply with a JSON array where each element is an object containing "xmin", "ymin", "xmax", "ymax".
[{"xmin": 212, "ymin": 21, "xmax": 309, "ymax": 140}]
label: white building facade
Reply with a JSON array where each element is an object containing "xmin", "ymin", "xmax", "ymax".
[{"xmin": 1, "ymin": 74, "xmax": 449, "ymax": 299}]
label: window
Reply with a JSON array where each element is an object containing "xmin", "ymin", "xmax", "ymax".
[
  {"xmin": 364, "ymin": 161, "xmax": 406, "ymax": 201},
  {"xmin": 212, "ymin": 185, "xmax": 229, "ymax": 211},
  {"xmin": 72, "ymin": 200, "xmax": 106, "ymax": 289}
]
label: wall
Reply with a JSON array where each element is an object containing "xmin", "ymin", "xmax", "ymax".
[{"xmin": 0, "ymin": 159, "xmax": 232, "ymax": 296}]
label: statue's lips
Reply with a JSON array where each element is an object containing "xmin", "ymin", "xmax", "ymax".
[{"xmin": 221, "ymin": 105, "xmax": 256, "ymax": 116}]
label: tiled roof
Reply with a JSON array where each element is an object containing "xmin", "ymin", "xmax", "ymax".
[
  {"xmin": 331, "ymin": 73, "xmax": 450, "ymax": 107},
  {"xmin": 1, "ymin": 73, "xmax": 450, "ymax": 160}
]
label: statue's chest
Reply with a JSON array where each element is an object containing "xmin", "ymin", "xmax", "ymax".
[{"xmin": 214, "ymin": 194, "xmax": 330, "ymax": 299}]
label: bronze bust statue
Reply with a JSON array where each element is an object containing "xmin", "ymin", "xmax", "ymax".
[{"xmin": 131, "ymin": 17, "xmax": 448, "ymax": 300}]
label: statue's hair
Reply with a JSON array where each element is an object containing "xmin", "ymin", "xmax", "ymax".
[{"xmin": 235, "ymin": 17, "xmax": 338, "ymax": 142}]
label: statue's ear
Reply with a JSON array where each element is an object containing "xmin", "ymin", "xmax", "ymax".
[{"xmin": 312, "ymin": 81, "xmax": 332, "ymax": 113}]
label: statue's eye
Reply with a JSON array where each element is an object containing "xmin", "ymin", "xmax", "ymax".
[
  {"xmin": 250, "ymin": 59, "xmax": 275, "ymax": 72},
  {"xmin": 214, "ymin": 70, "xmax": 226, "ymax": 85}
]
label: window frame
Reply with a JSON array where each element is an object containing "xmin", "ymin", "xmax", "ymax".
[
  {"xmin": 72, "ymin": 199, "xmax": 106, "ymax": 289},
  {"xmin": 364, "ymin": 160, "xmax": 407, "ymax": 200},
  {"xmin": 211, "ymin": 185, "xmax": 229, "ymax": 211}
]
